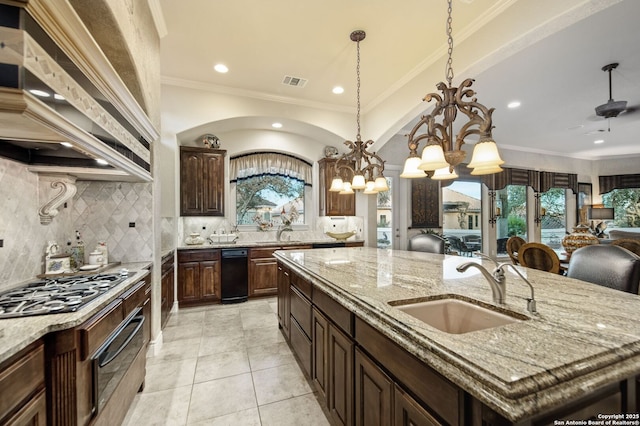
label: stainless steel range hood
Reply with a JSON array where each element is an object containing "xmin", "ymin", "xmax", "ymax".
[{"xmin": 0, "ymin": 2, "xmax": 157, "ymax": 182}]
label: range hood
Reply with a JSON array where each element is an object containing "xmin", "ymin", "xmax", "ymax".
[{"xmin": 0, "ymin": 2, "xmax": 157, "ymax": 182}]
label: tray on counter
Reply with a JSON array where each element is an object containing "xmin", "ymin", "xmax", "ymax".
[{"xmin": 36, "ymin": 262, "xmax": 122, "ymax": 278}]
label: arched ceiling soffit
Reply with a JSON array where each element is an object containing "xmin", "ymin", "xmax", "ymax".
[
  {"xmin": 69, "ymin": 0, "xmax": 148, "ymax": 113},
  {"xmin": 176, "ymin": 116, "xmax": 345, "ymax": 148}
]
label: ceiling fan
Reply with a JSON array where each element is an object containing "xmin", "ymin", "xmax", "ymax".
[{"xmin": 594, "ymin": 62, "xmax": 636, "ymax": 119}]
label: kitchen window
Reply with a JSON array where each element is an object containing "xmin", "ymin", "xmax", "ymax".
[
  {"xmin": 231, "ymin": 152, "xmax": 311, "ymax": 227},
  {"xmin": 602, "ymin": 188, "xmax": 640, "ymax": 229}
]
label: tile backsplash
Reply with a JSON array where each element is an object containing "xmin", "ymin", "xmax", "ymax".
[{"xmin": 0, "ymin": 157, "xmax": 153, "ymax": 291}]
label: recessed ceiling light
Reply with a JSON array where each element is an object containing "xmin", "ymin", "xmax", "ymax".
[
  {"xmin": 60, "ymin": 142, "xmax": 73, "ymax": 148},
  {"xmin": 54, "ymin": 94, "xmax": 65, "ymax": 100},
  {"xmin": 29, "ymin": 89, "xmax": 50, "ymax": 97},
  {"xmin": 96, "ymin": 158, "xmax": 109, "ymax": 165},
  {"xmin": 332, "ymin": 86, "xmax": 344, "ymax": 94},
  {"xmin": 594, "ymin": 139, "xmax": 605, "ymax": 144},
  {"xmin": 507, "ymin": 101, "xmax": 521, "ymax": 109},
  {"xmin": 214, "ymin": 64, "xmax": 229, "ymax": 73},
  {"xmin": 272, "ymin": 122, "xmax": 283, "ymax": 128}
]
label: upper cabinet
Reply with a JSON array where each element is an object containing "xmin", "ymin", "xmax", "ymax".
[
  {"xmin": 180, "ymin": 147, "xmax": 226, "ymax": 216},
  {"xmin": 318, "ymin": 158, "xmax": 355, "ymax": 217}
]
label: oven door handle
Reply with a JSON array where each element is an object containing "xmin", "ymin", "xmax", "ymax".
[{"xmin": 98, "ymin": 314, "xmax": 145, "ymax": 368}]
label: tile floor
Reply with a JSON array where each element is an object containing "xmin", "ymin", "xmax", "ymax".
[{"xmin": 122, "ymin": 297, "xmax": 331, "ymax": 425}]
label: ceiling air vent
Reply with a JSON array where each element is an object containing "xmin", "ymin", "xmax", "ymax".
[{"xmin": 282, "ymin": 75, "xmax": 308, "ymax": 88}]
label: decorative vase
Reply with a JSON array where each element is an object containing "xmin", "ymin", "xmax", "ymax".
[
  {"xmin": 561, "ymin": 225, "xmax": 599, "ymax": 255},
  {"xmin": 185, "ymin": 232, "xmax": 205, "ymax": 245}
]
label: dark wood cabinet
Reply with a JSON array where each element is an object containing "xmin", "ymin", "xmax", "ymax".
[
  {"xmin": 319, "ymin": 158, "xmax": 355, "ymax": 216},
  {"xmin": 410, "ymin": 178, "xmax": 440, "ymax": 228},
  {"xmin": 160, "ymin": 252, "xmax": 175, "ymax": 329},
  {"xmin": 249, "ymin": 247, "xmax": 279, "ymax": 297},
  {"xmin": 180, "ymin": 147, "xmax": 225, "ymax": 216},
  {"xmin": 277, "ymin": 263, "xmax": 291, "ymax": 339},
  {"xmin": 394, "ymin": 385, "xmax": 440, "ymax": 426},
  {"xmin": 354, "ymin": 347, "xmax": 392, "ymax": 426},
  {"xmin": 177, "ymin": 249, "xmax": 221, "ymax": 306},
  {"xmin": 0, "ymin": 341, "xmax": 46, "ymax": 426},
  {"xmin": 327, "ymin": 317, "xmax": 354, "ymax": 426}
]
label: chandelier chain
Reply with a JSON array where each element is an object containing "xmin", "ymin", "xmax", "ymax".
[
  {"xmin": 445, "ymin": 0, "xmax": 454, "ymax": 86},
  {"xmin": 356, "ymin": 38, "xmax": 361, "ymax": 140}
]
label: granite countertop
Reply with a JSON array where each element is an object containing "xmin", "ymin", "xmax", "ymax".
[
  {"xmin": 0, "ymin": 261, "xmax": 152, "ymax": 365},
  {"xmin": 274, "ymin": 247, "xmax": 640, "ymax": 422},
  {"xmin": 177, "ymin": 239, "xmax": 364, "ymax": 250}
]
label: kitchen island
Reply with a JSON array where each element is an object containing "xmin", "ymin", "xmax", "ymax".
[{"xmin": 274, "ymin": 247, "xmax": 640, "ymax": 425}]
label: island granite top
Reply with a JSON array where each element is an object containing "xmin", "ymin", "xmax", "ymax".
[{"xmin": 274, "ymin": 247, "xmax": 640, "ymax": 422}]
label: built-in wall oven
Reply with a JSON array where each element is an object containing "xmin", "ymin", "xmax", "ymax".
[{"xmin": 92, "ymin": 307, "xmax": 145, "ymax": 414}]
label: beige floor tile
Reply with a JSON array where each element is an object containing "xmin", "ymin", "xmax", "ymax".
[
  {"xmin": 252, "ymin": 362, "xmax": 313, "ymax": 405},
  {"xmin": 165, "ymin": 310, "xmax": 206, "ymax": 328},
  {"xmin": 144, "ymin": 358, "xmax": 197, "ymax": 393},
  {"xmin": 187, "ymin": 373, "xmax": 257, "ymax": 423},
  {"xmin": 202, "ymin": 315, "xmax": 244, "ymax": 337},
  {"xmin": 247, "ymin": 341, "xmax": 296, "ymax": 372},
  {"xmin": 122, "ymin": 385, "xmax": 192, "ymax": 426},
  {"xmin": 162, "ymin": 324, "xmax": 204, "ymax": 342},
  {"xmin": 259, "ymin": 393, "xmax": 331, "ymax": 426},
  {"xmin": 146, "ymin": 337, "xmax": 201, "ymax": 366},
  {"xmin": 194, "ymin": 350, "xmax": 250, "ymax": 383},
  {"xmin": 198, "ymin": 333, "xmax": 246, "ymax": 357},
  {"xmin": 243, "ymin": 326, "xmax": 285, "ymax": 348},
  {"xmin": 240, "ymin": 310, "xmax": 278, "ymax": 330},
  {"xmin": 203, "ymin": 305, "xmax": 241, "ymax": 320},
  {"xmin": 187, "ymin": 407, "xmax": 261, "ymax": 426}
]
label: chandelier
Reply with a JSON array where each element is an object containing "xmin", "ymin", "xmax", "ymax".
[
  {"xmin": 400, "ymin": 0, "xmax": 504, "ymax": 180},
  {"xmin": 329, "ymin": 30, "xmax": 389, "ymax": 195}
]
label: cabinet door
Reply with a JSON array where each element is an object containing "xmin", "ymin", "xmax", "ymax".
[
  {"xmin": 355, "ymin": 348, "xmax": 392, "ymax": 426},
  {"xmin": 319, "ymin": 158, "xmax": 355, "ymax": 216},
  {"xmin": 200, "ymin": 260, "xmax": 221, "ymax": 301},
  {"xmin": 394, "ymin": 385, "xmax": 439, "ymax": 426},
  {"xmin": 312, "ymin": 308, "xmax": 329, "ymax": 402},
  {"xmin": 180, "ymin": 150, "xmax": 204, "ymax": 215},
  {"xmin": 5, "ymin": 388, "xmax": 47, "ymax": 426},
  {"xmin": 160, "ymin": 265, "xmax": 174, "ymax": 329},
  {"xmin": 328, "ymin": 323, "xmax": 354, "ymax": 426},
  {"xmin": 178, "ymin": 261, "xmax": 201, "ymax": 303},
  {"xmin": 249, "ymin": 257, "xmax": 278, "ymax": 297},
  {"xmin": 203, "ymin": 152, "xmax": 224, "ymax": 215}
]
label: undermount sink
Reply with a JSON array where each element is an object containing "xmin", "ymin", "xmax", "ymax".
[{"xmin": 390, "ymin": 297, "xmax": 525, "ymax": 334}]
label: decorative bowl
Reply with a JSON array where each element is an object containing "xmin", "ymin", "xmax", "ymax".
[{"xmin": 325, "ymin": 231, "xmax": 356, "ymax": 241}]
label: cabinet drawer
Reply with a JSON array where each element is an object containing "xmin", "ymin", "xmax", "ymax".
[
  {"xmin": 0, "ymin": 342, "xmax": 45, "ymax": 423},
  {"xmin": 290, "ymin": 318, "xmax": 312, "ymax": 377},
  {"xmin": 290, "ymin": 286, "xmax": 311, "ymax": 337},
  {"xmin": 291, "ymin": 272, "xmax": 312, "ymax": 299},
  {"xmin": 161, "ymin": 252, "xmax": 174, "ymax": 273},
  {"xmin": 121, "ymin": 279, "xmax": 147, "ymax": 317},
  {"xmin": 314, "ymin": 287, "xmax": 353, "ymax": 336},
  {"xmin": 249, "ymin": 247, "xmax": 278, "ymax": 259},
  {"xmin": 178, "ymin": 249, "xmax": 220, "ymax": 263},
  {"xmin": 282, "ymin": 245, "xmax": 313, "ymax": 250},
  {"xmin": 79, "ymin": 299, "xmax": 124, "ymax": 359}
]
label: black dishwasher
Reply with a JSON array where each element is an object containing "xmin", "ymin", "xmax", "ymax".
[{"xmin": 221, "ymin": 249, "xmax": 248, "ymax": 304}]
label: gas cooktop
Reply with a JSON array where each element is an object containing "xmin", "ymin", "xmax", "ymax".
[{"xmin": 0, "ymin": 273, "xmax": 127, "ymax": 319}]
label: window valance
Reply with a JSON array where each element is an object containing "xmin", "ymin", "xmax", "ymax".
[
  {"xmin": 599, "ymin": 174, "xmax": 640, "ymax": 194},
  {"xmin": 230, "ymin": 152, "xmax": 312, "ymax": 185}
]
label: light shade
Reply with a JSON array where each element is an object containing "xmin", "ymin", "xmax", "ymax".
[
  {"xmin": 400, "ymin": 156, "xmax": 426, "ymax": 178},
  {"xmin": 329, "ymin": 177, "xmax": 344, "ymax": 192},
  {"xmin": 363, "ymin": 181, "xmax": 377, "ymax": 194},
  {"xmin": 339, "ymin": 182, "xmax": 354, "ymax": 194},
  {"xmin": 418, "ymin": 143, "xmax": 449, "ymax": 171},
  {"xmin": 588, "ymin": 207, "xmax": 614, "ymax": 220},
  {"xmin": 374, "ymin": 176, "xmax": 389, "ymax": 192},
  {"xmin": 351, "ymin": 174, "xmax": 366, "ymax": 190},
  {"xmin": 470, "ymin": 164, "xmax": 504, "ymax": 176},
  {"xmin": 467, "ymin": 139, "xmax": 505, "ymax": 170},
  {"xmin": 431, "ymin": 166, "xmax": 458, "ymax": 180}
]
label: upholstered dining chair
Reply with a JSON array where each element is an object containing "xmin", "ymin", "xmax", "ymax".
[
  {"xmin": 611, "ymin": 238, "xmax": 640, "ymax": 256},
  {"xmin": 506, "ymin": 236, "xmax": 526, "ymax": 265},
  {"xmin": 567, "ymin": 245, "xmax": 640, "ymax": 294},
  {"xmin": 518, "ymin": 242, "xmax": 561, "ymax": 274},
  {"xmin": 408, "ymin": 233, "xmax": 446, "ymax": 254}
]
